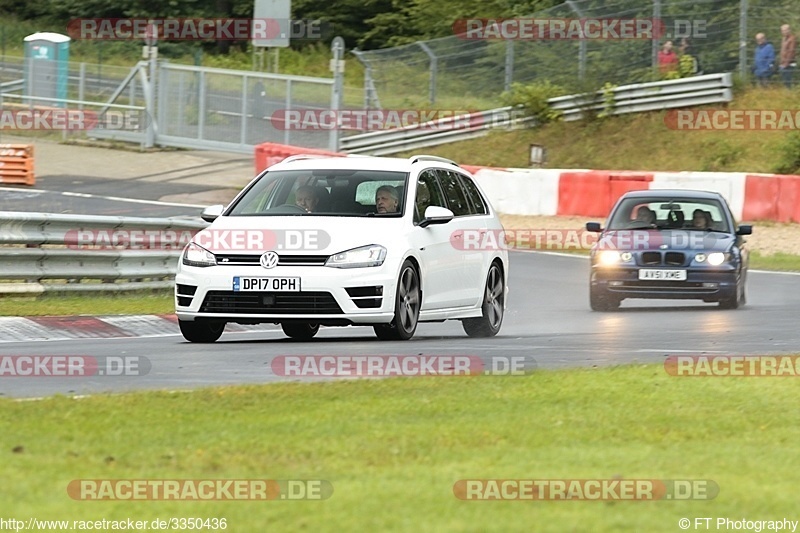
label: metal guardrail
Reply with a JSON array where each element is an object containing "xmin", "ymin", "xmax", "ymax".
[
  {"xmin": 0, "ymin": 212, "xmax": 207, "ymax": 294},
  {"xmin": 339, "ymin": 108, "xmax": 530, "ymax": 156},
  {"xmin": 340, "ymin": 73, "xmax": 734, "ymax": 156}
]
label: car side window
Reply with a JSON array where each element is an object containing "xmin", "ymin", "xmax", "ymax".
[
  {"xmin": 436, "ymin": 170, "xmax": 471, "ymax": 216},
  {"xmin": 458, "ymin": 174, "xmax": 487, "ymax": 215},
  {"xmin": 415, "ymin": 170, "xmax": 447, "ymax": 223}
]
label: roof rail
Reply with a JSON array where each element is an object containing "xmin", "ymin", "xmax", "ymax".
[
  {"xmin": 280, "ymin": 154, "xmax": 337, "ymax": 164},
  {"xmin": 408, "ymin": 155, "xmax": 459, "ymax": 167}
]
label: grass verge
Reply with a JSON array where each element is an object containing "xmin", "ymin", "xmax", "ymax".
[
  {"xmin": 2, "ymin": 365, "xmax": 799, "ymax": 530},
  {"xmin": 0, "ymin": 291, "xmax": 173, "ymax": 316},
  {"xmin": 749, "ymin": 251, "xmax": 800, "ymax": 272},
  {"xmin": 405, "ymin": 87, "xmax": 800, "ymax": 173}
]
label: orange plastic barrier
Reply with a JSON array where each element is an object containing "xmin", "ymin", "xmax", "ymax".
[
  {"xmin": 743, "ymin": 174, "xmax": 780, "ymax": 221},
  {"xmin": 743, "ymin": 174, "xmax": 800, "ymax": 223},
  {"xmin": 776, "ymin": 176, "xmax": 800, "ymax": 223},
  {"xmin": 254, "ymin": 142, "xmax": 342, "ymax": 173},
  {"xmin": 608, "ymin": 172, "xmax": 653, "ymax": 208},
  {"xmin": 0, "ymin": 144, "xmax": 35, "ymax": 186},
  {"xmin": 557, "ymin": 171, "xmax": 652, "ymax": 217}
]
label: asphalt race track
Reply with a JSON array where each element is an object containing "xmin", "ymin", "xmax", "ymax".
[{"xmin": 2, "ymin": 251, "xmax": 798, "ymax": 399}]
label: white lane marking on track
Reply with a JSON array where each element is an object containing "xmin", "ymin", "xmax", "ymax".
[
  {"xmin": 0, "ymin": 187, "xmax": 206, "ymax": 208},
  {"xmin": 634, "ymin": 349, "xmax": 729, "ymax": 353},
  {"xmin": 61, "ymin": 191, "xmax": 206, "ymax": 208}
]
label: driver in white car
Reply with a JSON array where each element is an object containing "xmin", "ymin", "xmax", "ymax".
[{"xmin": 295, "ymin": 185, "xmax": 320, "ymax": 212}]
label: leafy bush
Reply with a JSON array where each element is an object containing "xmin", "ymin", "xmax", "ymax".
[
  {"xmin": 772, "ymin": 131, "xmax": 800, "ymax": 175},
  {"xmin": 500, "ymin": 81, "xmax": 566, "ymax": 127},
  {"xmin": 700, "ymin": 139, "xmax": 741, "ymax": 171}
]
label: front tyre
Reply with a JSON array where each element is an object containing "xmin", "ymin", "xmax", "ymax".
[
  {"xmin": 589, "ymin": 287, "xmax": 620, "ymax": 311},
  {"xmin": 281, "ymin": 322, "xmax": 320, "ymax": 340},
  {"xmin": 179, "ymin": 320, "xmax": 225, "ymax": 343},
  {"xmin": 374, "ymin": 260, "xmax": 420, "ymax": 341},
  {"xmin": 719, "ymin": 279, "xmax": 744, "ymax": 310},
  {"xmin": 462, "ymin": 263, "xmax": 505, "ymax": 338}
]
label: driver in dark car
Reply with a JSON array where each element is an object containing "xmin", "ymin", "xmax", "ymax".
[{"xmin": 632, "ymin": 206, "xmax": 656, "ymax": 226}]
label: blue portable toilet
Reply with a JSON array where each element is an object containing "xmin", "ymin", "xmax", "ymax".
[{"xmin": 24, "ymin": 32, "xmax": 70, "ymax": 108}]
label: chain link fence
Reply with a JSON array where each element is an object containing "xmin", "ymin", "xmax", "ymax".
[{"xmin": 352, "ymin": 0, "xmax": 800, "ymax": 109}]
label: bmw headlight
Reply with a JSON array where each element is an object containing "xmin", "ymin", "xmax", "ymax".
[
  {"xmin": 598, "ymin": 250, "xmax": 623, "ymax": 265},
  {"xmin": 326, "ymin": 245, "xmax": 387, "ymax": 268},
  {"xmin": 182, "ymin": 242, "xmax": 216, "ymax": 267},
  {"xmin": 707, "ymin": 252, "xmax": 726, "ymax": 266}
]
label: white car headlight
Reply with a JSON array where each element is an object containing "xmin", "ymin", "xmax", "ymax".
[
  {"xmin": 182, "ymin": 242, "xmax": 216, "ymax": 267},
  {"xmin": 326, "ymin": 245, "xmax": 387, "ymax": 268},
  {"xmin": 707, "ymin": 252, "xmax": 726, "ymax": 266}
]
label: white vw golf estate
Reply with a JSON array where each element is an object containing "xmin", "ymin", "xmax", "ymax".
[{"xmin": 175, "ymin": 154, "xmax": 508, "ymax": 342}]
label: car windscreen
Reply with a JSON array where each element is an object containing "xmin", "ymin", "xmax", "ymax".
[
  {"xmin": 607, "ymin": 197, "xmax": 731, "ymax": 232},
  {"xmin": 226, "ymin": 169, "xmax": 409, "ymax": 217}
]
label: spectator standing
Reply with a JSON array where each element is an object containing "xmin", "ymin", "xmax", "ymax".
[
  {"xmin": 753, "ymin": 33, "xmax": 776, "ymax": 87},
  {"xmin": 658, "ymin": 40, "xmax": 679, "ymax": 76},
  {"xmin": 678, "ymin": 38, "xmax": 701, "ymax": 75},
  {"xmin": 780, "ymin": 24, "xmax": 797, "ymax": 88}
]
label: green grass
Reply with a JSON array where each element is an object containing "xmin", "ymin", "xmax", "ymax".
[
  {"xmin": 2, "ymin": 365, "xmax": 800, "ymax": 530},
  {"xmin": 749, "ymin": 251, "xmax": 800, "ymax": 272},
  {"xmin": 0, "ymin": 291, "xmax": 173, "ymax": 316}
]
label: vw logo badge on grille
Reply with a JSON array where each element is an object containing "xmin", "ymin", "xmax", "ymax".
[{"xmin": 260, "ymin": 251, "xmax": 279, "ymax": 269}]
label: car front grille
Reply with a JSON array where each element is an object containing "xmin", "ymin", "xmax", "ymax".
[
  {"xmin": 200, "ymin": 291, "xmax": 343, "ymax": 314},
  {"xmin": 214, "ymin": 254, "xmax": 329, "ymax": 266},
  {"xmin": 641, "ymin": 252, "xmax": 661, "ymax": 265},
  {"xmin": 638, "ymin": 252, "xmax": 687, "ymax": 266}
]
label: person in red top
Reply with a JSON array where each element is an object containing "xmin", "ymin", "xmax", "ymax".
[
  {"xmin": 658, "ymin": 40, "xmax": 679, "ymax": 76},
  {"xmin": 780, "ymin": 24, "xmax": 797, "ymax": 88}
]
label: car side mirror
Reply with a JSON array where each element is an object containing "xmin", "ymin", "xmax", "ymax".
[
  {"xmin": 419, "ymin": 206, "xmax": 454, "ymax": 228},
  {"xmin": 201, "ymin": 204, "xmax": 224, "ymax": 223},
  {"xmin": 736, "ymin": 224, "xmax": 752, "ymax": 236},
  {"xmin": 586, "ymin": 222, "xmax": 602, "ymax": 232}
]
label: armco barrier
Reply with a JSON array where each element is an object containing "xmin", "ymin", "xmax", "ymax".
[
  {"xmin": 0, "ymin": 211, "xmax": 207, "ymax": 293},
  {"xmin": 0, "ymin": 144, "xmax": 34, "ymax": 185}
]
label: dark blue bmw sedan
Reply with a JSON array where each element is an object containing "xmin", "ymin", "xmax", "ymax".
[{"xmin": 586, "ymin": 189, "xmax": 752, "ymax": 311}]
